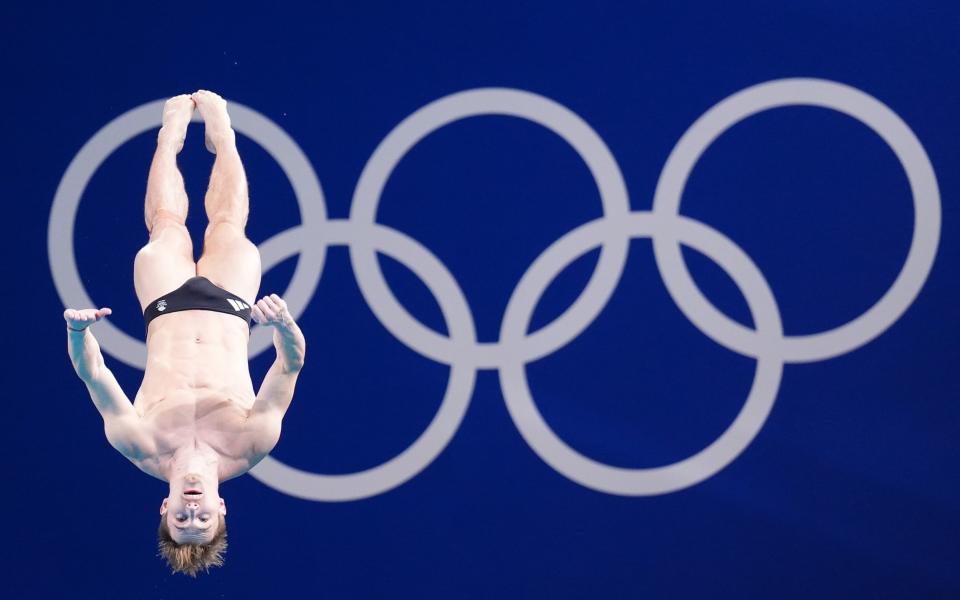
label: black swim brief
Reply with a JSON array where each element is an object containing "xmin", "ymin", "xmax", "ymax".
[{"xmin": 143, "ymin": 276, "xmax": 252, "ymax": 328}]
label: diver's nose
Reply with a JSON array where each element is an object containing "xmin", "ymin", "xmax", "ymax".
[{"xmin": 186, "ymin": 501, "xmax": 199, "ymax": 510}]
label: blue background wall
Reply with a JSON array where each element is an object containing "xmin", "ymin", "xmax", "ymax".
[{"xmin": 3, "ymin": 1, "xmax": 958, "ymax": 598}]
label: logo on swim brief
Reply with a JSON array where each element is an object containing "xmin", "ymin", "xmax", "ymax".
[
  {"xmin": 227, "ymin": 298, "xmax": 250, "ymax": 311},
  {"xmin": 156, "ymin": 299, "xmax": 167, "ymax": 312}
]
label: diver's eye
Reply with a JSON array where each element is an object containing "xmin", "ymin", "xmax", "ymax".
[
  {"xmin": 199, "ymin": 515, "xmax": 210, "ymax": 523},
  {"xmin": 176, "ymin": 514, "xmax": 188, "ymax": 522}
]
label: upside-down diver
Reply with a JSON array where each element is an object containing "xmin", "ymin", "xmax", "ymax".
[{"xmin": 64, "ymin": 90, "xmax": 306, "ymax": 576}]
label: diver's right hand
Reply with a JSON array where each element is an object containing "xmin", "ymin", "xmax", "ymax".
[{"xmin": 64, "ymin": 307, "xmax": 112, "ymax": 331}]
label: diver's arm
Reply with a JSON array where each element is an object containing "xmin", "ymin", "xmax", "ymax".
[
  {"xmin": 250, "ymin": 294, "xmax": 305, "ymax": 418},
  {"xmin": 64, "ymin": 308, "xmax": 138, "ymax": 419}
]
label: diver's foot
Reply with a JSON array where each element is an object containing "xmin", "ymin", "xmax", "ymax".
[
  {"xmin": 192, "ymin": 89, "xmax": 235, "ymax": 154},
  {"xmin": 157, "ymin": 94, "xmax": 194, "ymax": 153}
]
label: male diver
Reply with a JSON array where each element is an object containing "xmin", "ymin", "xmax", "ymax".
[{"xmin": 63, "ymin": 91, "xmax": 306, "ymax": 576}]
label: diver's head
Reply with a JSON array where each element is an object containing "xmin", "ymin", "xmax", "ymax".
[{"xmin": 157, "ymin": 473, "xmax": 228, "ymax": 576}]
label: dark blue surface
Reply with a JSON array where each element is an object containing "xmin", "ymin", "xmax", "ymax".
[{"xmin": 3, "ymin": 1, "xmax": 958, "ymax": 598}]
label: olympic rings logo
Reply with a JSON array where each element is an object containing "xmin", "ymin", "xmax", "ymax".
[{"xmin": 49, "ymin": 79, "xmax": 941, "ymax": 501}]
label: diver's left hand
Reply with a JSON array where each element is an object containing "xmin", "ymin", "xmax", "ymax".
[{"xmin": 251, "ymin": 294, "xmax": 294, "ymax": 328}]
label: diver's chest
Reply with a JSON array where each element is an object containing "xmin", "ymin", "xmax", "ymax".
[{"xmin": 143, "ymin": 393, "xmax": 251, "ymax": 433}]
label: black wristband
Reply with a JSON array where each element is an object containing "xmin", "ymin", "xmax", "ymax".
[{"xmin": 67, "ymin": 326, "xmax": 87, "ymax": 333}]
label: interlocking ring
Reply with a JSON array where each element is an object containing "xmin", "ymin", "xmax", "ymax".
[
  {"xmin": 652, "ymin": 79, "xmax": 940, "ymax": 362},
  {"xmin": 50, "ymin": 78, "xmax": 940, "ymax": 501},
  {"xmin": 48, "ymin": 101, "xmax": 328, "ymax": 368}
]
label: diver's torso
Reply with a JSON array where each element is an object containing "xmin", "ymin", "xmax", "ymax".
[{"xmin": 125, "ymin": 310, "xmax": 278, "ymax": 479}]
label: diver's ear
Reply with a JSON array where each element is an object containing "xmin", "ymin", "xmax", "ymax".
[
  {"xmin": 219, "ymin": 498, "xmax": 226, "ymax": 516},
  {"xmin": 160, "ymin": 497, "xmax": 169, "ymax": 515}
]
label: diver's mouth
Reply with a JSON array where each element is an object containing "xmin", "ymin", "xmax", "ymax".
[{"xmin": 184, "ymin": 489, "xmax": 203, "ymax": 497}]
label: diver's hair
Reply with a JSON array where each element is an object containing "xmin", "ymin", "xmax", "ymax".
[{"xmin": 157, "ymin": 514, "xmax": 228, "ymax": 577}]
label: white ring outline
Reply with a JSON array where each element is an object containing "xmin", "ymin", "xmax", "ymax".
[
  {"xmin": 349, "ymin": 88, "xmax": 631, "ymax": 368},
  {"xmin": 47, "ymin": 100, "xmax": 329, "ymax": 368},
  {"xmin": 652, "ymin": 78, "xmax": 941, "ymax": 362},
  {"xmin": 500, "ymin": 214, "xmax": 784, "ymax": 495},
  {"xmin": 252, "ymin": 221, "xmax": 478, "ymax": 501}
]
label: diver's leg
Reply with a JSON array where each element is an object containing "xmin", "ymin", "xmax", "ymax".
[
  {"xmin": 193, "ymin": 90, "xmax": 261, "ymax": 305},
  {"xmin": 134, "ymin": 95, "xmax": 197, "ymax": 312}
]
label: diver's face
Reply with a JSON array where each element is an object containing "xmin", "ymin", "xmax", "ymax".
[{"xmin": 160, "ymin": 474, "xmax": 226, "ymax": 544}]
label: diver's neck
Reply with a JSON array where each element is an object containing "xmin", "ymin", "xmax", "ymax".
[{"xmin": 163, "ymin": 441, "xmax": 221, "ymax": 483}]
